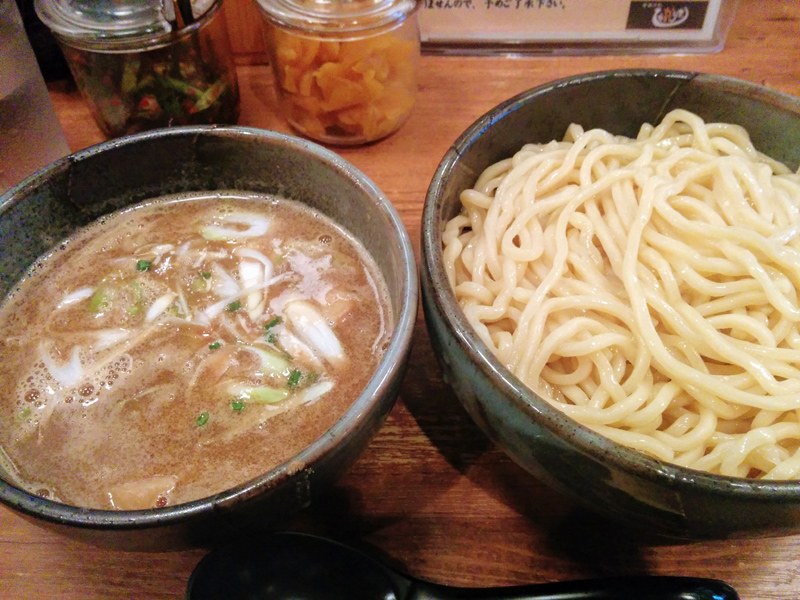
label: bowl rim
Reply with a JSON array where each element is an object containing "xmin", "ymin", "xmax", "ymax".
[
  {"xmin": 422, "ymin": 68, "xmax": 800, "ymax": 499},
  {"xmin": 0, "ymin": 125, "xmax": 419, "ymax": 529}
]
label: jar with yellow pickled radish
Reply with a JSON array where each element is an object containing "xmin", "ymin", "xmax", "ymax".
[{"xmin": 255, "ymin": 0, "xmax": 419, "ymax": 145}]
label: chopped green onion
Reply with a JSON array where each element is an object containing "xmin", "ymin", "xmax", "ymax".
[
  {"xmin": 231, "ymin": 401, "xmax": 245, "ymax": 412},
  {"xmin": 136, "ymin": 260, "xmax": 151, "ymax": 272},
  {"xmin": 89, "ymin": 287, "xmax": 110, "ymax": 313},
  {"xmin": 287, "ymin": 369, "xmax": 303, "ymax": 388},
  {"xmin": 208, "ymin": 342, "xmax": 221, "ymax": 350},
  {"xmin": 265, "ymin": 317, "xmax": 281, "ymax": 344},
  {"xmin": 195, "ymin": 411, "xmax": 209, "ymax": 426},
  {"xmin": 227, "ymin": 300, "xmax": 241, "ymax": 312},
  {"xmin": 201, "ymin": 272, "xmax": 212, "ymax": 279}
]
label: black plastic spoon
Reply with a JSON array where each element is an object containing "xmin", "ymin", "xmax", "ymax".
[{"xmin": 185, "ymin": 531, "xmax": 740, "ymax": 600}]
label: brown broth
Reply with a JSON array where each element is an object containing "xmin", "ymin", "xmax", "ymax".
[{"xmin": 0, "ymin": 192, "xmax": 392, "ymax": 510}]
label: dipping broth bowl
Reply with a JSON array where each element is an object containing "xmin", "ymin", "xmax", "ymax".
[
  {"xmin": 421, "ymin": 69, "xmax": 800, "ymax": 539},
  {"xmin": 0, "ymin": 126, "xmax": 417, "ymax": 550}
]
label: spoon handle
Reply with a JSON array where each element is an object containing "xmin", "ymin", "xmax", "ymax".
[{"xmin": 409, "ymin": 576, "xmax": 739, "ymax": 600}]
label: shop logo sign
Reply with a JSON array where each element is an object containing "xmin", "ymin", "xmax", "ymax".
[
  {"xmin": 652, "ymin": 5, "xmax": 690, "ymax": 27},
  {"xmin": 627, "ymin": 1, "xmax": 709, "ymax": 30}
]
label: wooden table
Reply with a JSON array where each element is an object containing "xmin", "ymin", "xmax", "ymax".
[{"xmin": 3, "ymin": 0, "xmax": 800, "ymax": 597}]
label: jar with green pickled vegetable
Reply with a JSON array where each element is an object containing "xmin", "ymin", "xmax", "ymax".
[{"xmin": 35, "ymin": 0, "xmax": 240, "ymax": 138}]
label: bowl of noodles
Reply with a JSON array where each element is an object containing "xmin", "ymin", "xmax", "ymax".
[
  {"xmin": 421, "ymin": 69, "xmax": 800, "ymax": 538},
  {"xmin": 0, "ymin": 126, "xmax": 417, "ymax": 550}
]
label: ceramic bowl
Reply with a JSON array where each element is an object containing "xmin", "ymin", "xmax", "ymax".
[
  {"xmin": 0, "ymin": 126, "xmax": 417, "ymax": 550},
  {"xmin": 421, "ymin": 69, "xmax": 800, "ymax": 539}
]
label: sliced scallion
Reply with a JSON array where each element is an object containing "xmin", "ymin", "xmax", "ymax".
[
  {"xmin": 229, "ymin": 383, "xmax": 290, "ymax": 405},
  {"xmin": 201, "ymin": 214, "xmax": 270, "ymax": 241},
  {"xmin": 287, "ymin": 369, "xmax": 302, "ymax": 388},
  {"xmin": 40, "ymin": 345, "xmax": 82, "ymax": 388},
  {"xmin": 241, "ymin": 346, "xmax": 291, "ymax": 377},
  {"xmin": 58, "ymin": 287, "xmax": 95, "ymax": 308},
  {"xmin": 126, "ymin": 280, "xmax": 144, "ymax": 315},
  {"xmin": 196, "ymin": 412, "xmax": 210, "ymax": 426},
  {"xmin": 136, "ymin": 260, "xmax": 151, "ymax": 272},
  {"xmin": 145, "ymin": 293, "xmax": 177, "ymax": 322},
  {"xmin": 283, "ymin": 300, "xmax": 345, "ymax": 364},
  {"xmin": 209, "ymin": 342, "xmax": 221, "ymax": 350},
  {"xmin": 191, "ymin": 276, "xmax": 208, "ymax": 292},
  {"xmin": 16, "ymin": 406, "xmax": 32, "ymax": 423},
  {"xmin": 302, "ymin": 380, "xmax": 334, "ymax": 404}
]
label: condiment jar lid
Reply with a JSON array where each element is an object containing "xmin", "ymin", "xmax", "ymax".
[
  {"xmin": 255, "ymin": 0, "xmax": 418, "ymax": 36},
  {"xmin": 34, "ymin": 0, "xmax": 217, "ymax": 49}
]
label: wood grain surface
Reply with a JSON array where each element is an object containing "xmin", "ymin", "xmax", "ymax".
[{"xmin": 2, "ymin": 1, "xmax": 800, "ymax": 598}]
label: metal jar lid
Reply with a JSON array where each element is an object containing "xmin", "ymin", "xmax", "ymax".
[
  {"xmin": 34, "ymin": 0, "xmax": 218, "ymax": 51},
  {"xmin": 254, "ymin": 0, "xmax": 418, "ymax": 37}
]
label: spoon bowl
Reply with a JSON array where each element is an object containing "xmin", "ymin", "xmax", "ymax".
[{"xmin": 185, "ymin": 531, "xmax": 739, "ymax": 600}]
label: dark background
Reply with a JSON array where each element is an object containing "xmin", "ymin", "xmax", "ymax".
[{"xmin": 15, "ymin": 0, "xmax": 70, "ymax": 81}]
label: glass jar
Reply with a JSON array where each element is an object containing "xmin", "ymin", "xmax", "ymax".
[
  {"xmin": 1, "ymin": 0, "xmax": 70, "ymax": 193},
  {"xmin": 255, "ymin": 0, "xmax": 420, "ymax": 146},
  {"xmin": 34, "ymin": 0, "xmax": 240, "ymax": 138}
]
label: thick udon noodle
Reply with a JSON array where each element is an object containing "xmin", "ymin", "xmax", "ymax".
[{"xmin": 442, "ymin": 109, "xmax": 800, "ymax": 480}]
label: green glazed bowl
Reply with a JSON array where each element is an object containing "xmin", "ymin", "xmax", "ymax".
[
  {"xmin": 421, "ymin": 69, "xmax": 800, "ymax": 539},
  {"xmin": 0, "ymin": 126, "xmax": 418, "ymax": 550}
]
